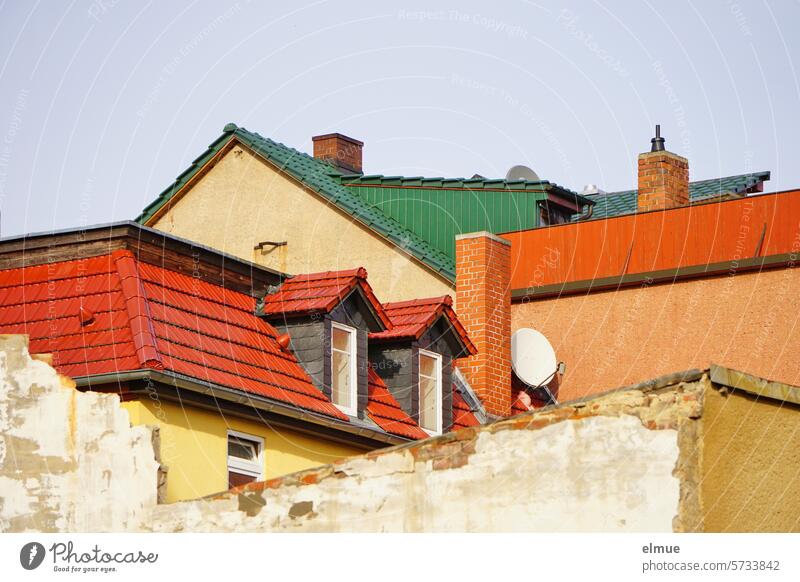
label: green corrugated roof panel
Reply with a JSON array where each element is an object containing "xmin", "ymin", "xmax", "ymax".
[
  {"xmin": 341, "ymin": 173, "xmax": 591, "ymax": 263},
  {"xmin": 136, "ymin": 124, "xmax": 457, "ymax": 280},
  {"xmin": 584, "ymin": 171, "xmax": 771, "ymax": 220}
]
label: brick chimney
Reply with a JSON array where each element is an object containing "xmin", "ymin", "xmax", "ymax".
[
  {"xmin": 455, "ymin": 231, "xmax": 511, "ymax": 417},
  {"xmin": 312, "ymin": 133, "xmax": 363, "ymax": 174},
  {"xmin": 637, "ymin": 125, "xmax": 689, "ymax": 212}
]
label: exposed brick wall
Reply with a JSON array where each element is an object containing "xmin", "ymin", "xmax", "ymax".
[
  {"xmin": 637, "ymin": 151, "xmax": 689, "ymax": 212},
  {"xmin": 312, "ymin": 133, "xmax": 363, "ymax": 174},
  {"xmin": 455, "ymin": 232, "xmax": 511, "ymax": 416}
]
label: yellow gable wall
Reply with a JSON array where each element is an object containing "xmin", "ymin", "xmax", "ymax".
[
  {"xmin": 149, "ymin": 145, "xmax": 452, "ymax": 302},
  {"xmin": 123, "ymin": 398, "xmax": 365, "ymax": 503}
]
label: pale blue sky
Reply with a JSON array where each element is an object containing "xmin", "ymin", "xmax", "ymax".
[{"xmin": 0, "ymin": 0, "xmax": 798, "ymax": 237}]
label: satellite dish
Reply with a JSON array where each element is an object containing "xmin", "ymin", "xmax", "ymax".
[
  {"xmin": 506, "ymin": 165, "xmax": 540, "ymax": 182},
  {"xmin": 511, "ymin": 328, "xmax": 557, "ymax": 387}
]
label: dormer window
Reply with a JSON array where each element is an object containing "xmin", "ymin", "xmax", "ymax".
[
  {"xmin": 418, "ymin": 349, "xmax": 443, "ymax": 434},
  {"xmin": 331, "ymin": 322, "xmax": 358, "ymax": 415}
]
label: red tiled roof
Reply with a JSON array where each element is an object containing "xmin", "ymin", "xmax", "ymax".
[
  {"xmin": 0, "ymin": 252, "xmax": 487, "ymax": 438},
  {"xmin": 370, "ymin": 295, "xmax": 476, "ymax": 355},
  {"xmin": 0, "ymin": 250, "xmax": 347, "ymax": 420},
  {"xmin": 260, "ymin": 267, "xmax": 391, "ymax": 328},
  {"xmin": 366, "ymin": 369, "xmax": 428, "ymax": 439}
]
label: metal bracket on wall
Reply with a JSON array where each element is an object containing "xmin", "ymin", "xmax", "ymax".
[{"xmin": 254, "ymin": 241, "xmax": 287, "ymax": 253}]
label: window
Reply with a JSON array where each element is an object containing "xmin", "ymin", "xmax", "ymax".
[
  {"xmin": 418, "ymin": 350, "xmax": 443, "ymax": 435},
  {"xmin": 227, "ymin": 431, "xmax": 264, "ymax": 489},
  {"xmin": 331, "ymin": 322, "xmax": 357, "ymax": 416},
  {"xmin": 539, "ymin": 202, "xmax": 571, "ymax": 226}
]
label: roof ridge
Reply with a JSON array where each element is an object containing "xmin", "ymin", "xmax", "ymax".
[
  {"xmin": 339, "ymin": 172, "xmax": 565, "ymax": 192},
  {"xmin": 111, "ymin": 250, "xmax": 164, "ymax": 370},
  {"xmin": 594, "ymin": 170, "xmax": 771, "ymax": 198},
  {"xmin": 382, "ymin": 295, "xmax": 453, "ymax": 310},
  {"xmin": 286, "ymin": 267, "xmax": 367, "ymax": 282}
]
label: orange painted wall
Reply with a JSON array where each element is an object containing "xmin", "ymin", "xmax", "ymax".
[
  {"xmin": 503, "ymin": 190, "xmax": 800, "ymax": 291},
  {"xmin": 512, "ymin": 267, "xmax": 800, "ymax": 402}
]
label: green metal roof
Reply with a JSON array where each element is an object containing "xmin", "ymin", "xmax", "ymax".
[
  {"xmin": 137, "ymin": 124, "xmax": 457, "ymax": 281},
  {"xmin": 584, "ymin": 171, "xmax": 771, "ymax": 220},
  {"xmin": 340, "ymin": 173, "xmax": 578, "ymax": 192},
  {"xmin": 137, "ymin": 123, "xmax": 594, "ymax": 282},
  {"xmin": 342, "ymin": 175, "xmax": 590, "ymax": 263}
]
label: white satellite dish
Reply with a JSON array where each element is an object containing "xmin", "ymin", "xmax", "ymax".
[
  {"xmin": 511, "ymin": 328, "xmax": 557, "ymax": 387},
  {"xmin": 505, "ymin": 164, "xmax": 540, "ymax": 182}
]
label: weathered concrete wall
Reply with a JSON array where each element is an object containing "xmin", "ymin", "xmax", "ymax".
[
  {"xmin": 0, "ymin": 335, "xmax": 159, "ymax": 532},
  {"xmin": 6, "ymin": 330, "xmax": 798, "ymax": 533},
  {"xmin": 512, "ymin": 268, "xmax": 800, "ymax": 403},
  {"xmin": 149, "ymin": 379, "xmax": 704, "ymax": 532},
  {"xmin": 701, "ymin": 385, "xmax": 800, "ymax": 532}
]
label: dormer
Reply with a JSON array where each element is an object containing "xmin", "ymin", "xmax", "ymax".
[
  {"xmin": 369, "ymin": 296, "xmax": 476, "ymax": 435},
  {"xmin": 258, "ymin": 268, "xmax": 391, "ymax": 418}
]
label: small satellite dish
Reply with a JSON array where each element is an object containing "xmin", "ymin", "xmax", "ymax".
[
  {"xmin": 511, "ymin": 328, "xmax": 557, "ymax": 387},
  {"xmin": 506, "ymin": 165, "xmax": 540, "ymax": 182}
]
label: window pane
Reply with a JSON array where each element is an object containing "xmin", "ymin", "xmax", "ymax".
[
  {"xmin": 332, "ymin": 348, "xmax": 352, "ymax": 408},
  {"xmin": 332, "ymin": 326, "xmax": 351, "ymax": 351},
  {"xmin": 419, "ymin": 353, "xmax": 436, "ymax": 377},
  {"xmin": 228, "ymin": 437, "xmax": 257, "ymax": 461},
  {"xmin": 228, "ymin": 471, "xmax": 257, "ymax": 489},
  {"xmin": 419, "ymin": 374, "xmax": 438, "ymax": 431}
]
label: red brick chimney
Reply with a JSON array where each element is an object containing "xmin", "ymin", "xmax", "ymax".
[
  {"xmin": 455, "ymin": 231, "xmax": 512, "ymax": 417},
  {"xmin": 637, "ymin": 125, "xmax": 689, "ymax": 212},
  {"xmin": 312, "ymin": 133, "xmax": 363, "ymax": 174}
]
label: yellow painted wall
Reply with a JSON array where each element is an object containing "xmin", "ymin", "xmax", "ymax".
[
  {"xmin": 149, "ymin": 145, "xmax": 453, "ymax": 302},
  {"xmin": 122, "ymin": 398, "xmax": 364, "ymax": 503},
  {"xmin": 701, "ymin": 386, "xmax": 800, "ymax": 532}
]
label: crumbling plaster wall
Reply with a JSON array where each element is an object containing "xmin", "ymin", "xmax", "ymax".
[
  {"xmin": 0, "ymin": 332, "xmax": 708, "ymax": 533},
  {"xmin": 0, "ymin": 335, "xmax": 159, "ymax": 532},
  {"xmin": 150, "ymin": 377, "xmax": 705, "ymax": 533}
]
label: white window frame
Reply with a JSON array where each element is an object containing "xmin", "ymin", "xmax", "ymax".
[
  {"xmin": 226, "ymin": 430, "xmax": 264, "ymax": 481},
  {"xmin": 330, "ymin": 322, "xmax": 358, "ymax": 416},
  {"xmin": 418, "ymin": 349, "xmax": 443, "ymax": 435}
]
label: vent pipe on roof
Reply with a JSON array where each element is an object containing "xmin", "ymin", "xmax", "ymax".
[
  {"xmin": 650, "ymin": 124, "xmax": 666, "ymax": 152},
  {"xmin": 581, "ymin": 184, "xmax": 606, "ymax": 196}
]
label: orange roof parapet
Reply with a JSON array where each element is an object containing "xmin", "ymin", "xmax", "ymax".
[{"xmin": 504, "ymin": 190, "xmax": 800, "ymax": 297}]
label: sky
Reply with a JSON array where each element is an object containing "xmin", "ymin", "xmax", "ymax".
[{"xmin": 0, "ymin": 0, "xmax": 798, "ymax": 237}]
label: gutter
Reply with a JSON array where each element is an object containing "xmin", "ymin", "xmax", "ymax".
[{"xmin": 75, "ymin": 369, "xmax": 409, "ymax": 448}]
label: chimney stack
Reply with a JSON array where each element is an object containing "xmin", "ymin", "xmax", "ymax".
[
  {"xmin": 455, "ymin": 231, "xmax": 512, "ymax": 417},
  {"xmin": 637, "ymin": 125, "xmax": 689, "ymax": 212},
  {"xmin": 312, "ymin": 133, "xmax": 363, "ymax": 174}
]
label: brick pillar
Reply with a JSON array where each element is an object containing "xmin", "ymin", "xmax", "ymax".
[
  {"xmin": 637, "ymin": 150, "xmax": 689, "ymax": 212},
  {"xmin": 312, "ymin": 133, "xmax": 363, "ymax": 174},
  {"xmin": 455, "ymin": 231, "xmax": 511, "ymax": 417}
]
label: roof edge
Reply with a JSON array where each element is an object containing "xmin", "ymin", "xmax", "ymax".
[
  {"xmin": 709, "ymin": 364, "xmax": 800, "ymax": 406},
  {"xmin": 511, "ymin": 251, "xmax": 798, "ymax": 301},
  {"xmin": 0, "ymin": 220, "xmax": 285, "ymax": 295},
  {"xmin": 75, "ymin": 368, "xmax": 408, "ymax": 447}
]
